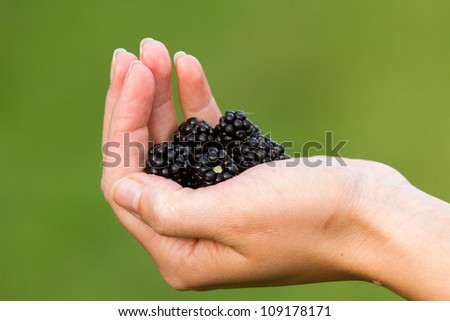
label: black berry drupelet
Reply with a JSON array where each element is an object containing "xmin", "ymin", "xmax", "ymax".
[{"xmin": 145, "ymin": 110, "xmax": 290, "ymax": 188}]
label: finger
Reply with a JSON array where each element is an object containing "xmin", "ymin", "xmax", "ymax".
[
  {"xmin": 139, "ymin": 38, "xmax": 178, "ymax": 143},
  {"xmin": 102, "ymin": 60, "xmax": 155, "ymax": 198},
  {"xmin": 110, "ymin": 173, "xmax": 235, "ymax": 243},
  {"xmin": 174, "ymin": 51, "xmax": 222, "ymax": 125},
  {"xmin": 103, "ymin": 49, "xmax": 137, "ymax": 146}
]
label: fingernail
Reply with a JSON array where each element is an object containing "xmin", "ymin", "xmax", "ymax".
[
  {"xmin": 112, "ymin": 178, "xmax": 143, "ymax": 213},
  {"xmin": 124, "ymin": 60, "xmax": 141, "ymax": 83},
  {"xmin": 174, "ymin": 51, "xmax": 186, "ymax": 62},
  {"xmin": 110, "ymin": 48, "xmax": 126, "ymax": 84},
  {"xmin": 140, "ymin": 38, "xmax": 154, "ymax": 56}
]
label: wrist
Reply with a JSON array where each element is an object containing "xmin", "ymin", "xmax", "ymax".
[{"xmin": 340, "ymin": 175, "xmax": 450, "ymax": 299}]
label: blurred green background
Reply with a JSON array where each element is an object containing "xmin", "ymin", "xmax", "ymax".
[{"xmin": 1, "ymin": 0, "xmax": 449, "ymax": 300}]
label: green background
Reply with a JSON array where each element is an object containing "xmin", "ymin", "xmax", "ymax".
[{"xmin": 1, "ymin": 0, "xmax": 449, "ymax": 300}]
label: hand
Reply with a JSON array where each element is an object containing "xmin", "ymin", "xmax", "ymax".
[{"xmin": 101, "ymin": 39, "xmax": 450, "ymax": 299}]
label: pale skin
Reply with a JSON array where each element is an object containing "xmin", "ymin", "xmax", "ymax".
[{"xmin": 101, "ymin": 38, "xmax": 450, "ymax": 300}]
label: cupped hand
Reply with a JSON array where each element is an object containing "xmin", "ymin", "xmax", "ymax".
[{"xmin": 100, "ymin": 39, "xmax": 419, "ymax": 292}]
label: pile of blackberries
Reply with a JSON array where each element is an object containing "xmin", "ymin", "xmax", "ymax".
[{"xmin": 144, "ymin": 110, "xmax": 290, "ymax": 188}]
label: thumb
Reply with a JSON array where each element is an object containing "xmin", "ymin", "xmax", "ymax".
[
  {"xmin": 111, "ymin": 177, "xmax": 145, "ymax": 215},
  {"xmin": 111, "ymin": 174, "xmax": 227, "ymax": 241}
]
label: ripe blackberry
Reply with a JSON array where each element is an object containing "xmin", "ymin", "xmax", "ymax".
[
  {"xmin": 179, "ymin": 145, "xmax": 238, "ymax": 188},
  {"xmin": 214, "ymin": 110, "xmax": 261, "ymax": 143},
  {"xmin": 234, "ymin": 135, "xmax": 289, "ymax": 170},
  {"xmin": 144, "ymin": 109, "xmax": 290, "ymax": 188},
  {"xmin": 173, "ymin": 117, "xmax": 214, "ymax": 145}
]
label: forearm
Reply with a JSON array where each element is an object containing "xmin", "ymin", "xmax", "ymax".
[{"xmin": 347, "ymin": 182, "xmax": 450, "ymax": 300}]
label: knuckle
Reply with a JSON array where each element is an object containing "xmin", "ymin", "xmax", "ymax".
[{"xmin": 190, "ymin": 95, "xmax": 214, "ymax": 113}]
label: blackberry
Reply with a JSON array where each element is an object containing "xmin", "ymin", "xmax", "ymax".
[
  {"xmin": 174, "ymin": 117, "xmax": 214, "ymax": 145},
  {"xmin": 214, "ymin": 110, "xmax": 261, "ymax": 143},
  {"xmin": 144, "ymin": 110, "xmax": 290, "ymax": 188},
  {"xmin": 184, "ymin": 145, "xmax": 236, "ymax": 188},
  {"xmin": 234, "ymin": 134, "xmax": 289, "ymax": 170}
]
